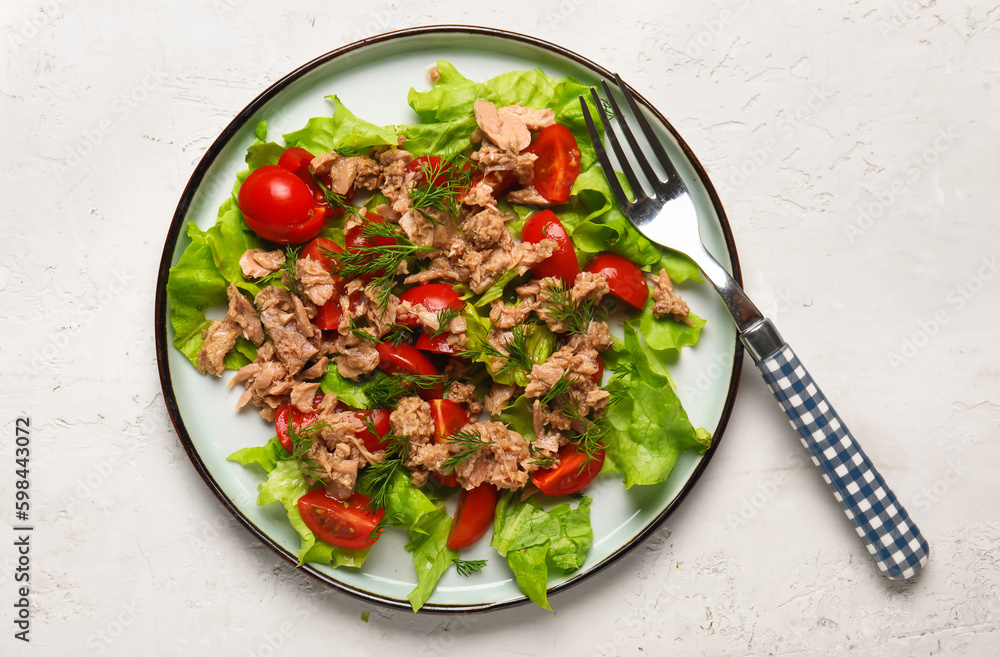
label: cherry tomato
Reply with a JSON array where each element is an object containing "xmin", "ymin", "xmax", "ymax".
[
  {"xmin": 415, "ymin": 332, "xmax": 457, "ymax": 354},
  {"xmin": 521, "ymin": 210, "xmax": 580, "ymax": 285},
  {"xmin": 375, "ymin": 342, "xmax": 442, "ymax": 399},
  {"xmin": 399, "ymin": 283, "xmax": 465, "ymax": 315},
  {"xmin": 531, "ymin": 443, "xmax": 606, "ymax": 496},
  {"xmin": 345, "ymin": 213, "xmax": 397, "ymax": 252},
  {"xmin": 277, "ymin": 146, "xmax": 316, "ymax": 187},
  {"xmin": 238, "ymin": 165, "xmax": 326, "ymax": 244},
  {"xmin": 432, "ymin": 471, "xmax": 460, "ymax": 488},
  {"xmin": 447, "ymin": 484, "xmax": 500, "ymax": 549},
  {"xmin": 583, "ymin": 252, "xmax": 649, "ymax": 310},
  {"xmin": 302, "ymin": 237, "xmax": 343, "ymax": 273},
  {"xmin": 274, "ymin": 394, "xmax": 324, "ymax": 452},
  {"xmin": 526, "ymin": 124, "xmax": 582, "ymax": 203},
  {"xmin": 428, "ymin": 399, "xmax": 469, "ymax": 444},
  {"xmin": 298, "ymin": 490, "xmax": 385, "ymax": 550},
  {"xmin": 406, "ymin": 156, "xmax": 449, "ymax": 187},
  {"xmin": 342, "ymin": 407, "xmax": 392, "ymax": 452}
]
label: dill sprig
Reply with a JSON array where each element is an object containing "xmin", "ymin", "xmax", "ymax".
[
  {"xmin": 347, "ymin": 317, "xmax": 380, "ymax": 346},
  {"xmin": 409, "ymin": 156, "xmax": 474, "ymax": 222},
  {"xmin": 361, "ymin": 457, "xmax": 405, "ymax": 515},
  {"xmin": 430, "ymin": 306, "xmax": 461, "ymax": 338},
  {"xmin": 453, "ymin": 559, "xmax": 487, "ymax": 577},
  {"xmin": 366, "ymin": 372, "xmax": 445, "ymax": 409},
  {"xmin": 285, "ymin": 416, "xmax": 327, "ymax": 480},
  {"xmin": 540, "ymin": 279, "xmax": 596, "ymax": 335},
  {"xmin": 367, "ymin": 512, "xmax": 390, "ymax": 544},
  {"xmin": 310, "ymin": 172, "xmax": 363, "ymax": 218},
  {"xmin": 440, "ymin": 429, "xmax": 489, "ymax": 474},
  {"xmin": 336, "ymin": 220, "xmax": 435, "ymax": 313},
  {"xmin": 539, "ymin": 371, "xmax": 580, "ymax": 406},
  {"xmin": 459, "ymin": 324, "xmax": 534, "ymax": 375},
  {"xmin": 255, "ymin": 246, "xmax": 302, "ymax": 295},
  {"xmin": 558, "ymin": 397, "xmax": 609, "ymax": 463},
  {"xmin": 529, "ymin": 448, "xmax": 558, "ymax": 470}
]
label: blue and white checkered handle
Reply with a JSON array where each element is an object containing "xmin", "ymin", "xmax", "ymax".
[{"xmin": 757, "ymin": 344, "xmax": 929, "ymax": 580}]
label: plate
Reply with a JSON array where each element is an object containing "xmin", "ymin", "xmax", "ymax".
[{"xmin": 154, "ymin": 25, "xmax": 743, "ymax": 613}]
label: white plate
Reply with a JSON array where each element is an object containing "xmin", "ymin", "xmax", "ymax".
[{"xmin": 154, "ymin": 25, "xmax": 743, "ymax": 613}]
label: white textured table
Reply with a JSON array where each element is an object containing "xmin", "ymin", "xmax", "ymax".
[{"xmin": 3, "ymin": 1, "xmax": 999, "ymax": 655}]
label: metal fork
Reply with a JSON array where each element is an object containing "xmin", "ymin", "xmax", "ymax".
[{"xmin": 580, "ymin": 76, "xmax": 929, "ymax": 581}]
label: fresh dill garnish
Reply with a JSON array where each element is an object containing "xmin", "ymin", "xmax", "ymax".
[
  {"xmin": 409, "ymin": 156, "xmax": 474, "ymax": 223},
  {"xmin": 540, "ymin": 279, "xmax": 596, "ymax": 335},
  {"xmin": 430, "ymin": 306, "xmax": 461, "ymax": 338},
  {"xmin": 539, "ymin": 371, "xmax": 579, "ymax": 406},
  {"xmin": 310, "ymin": 172, "xmax": 363, "ymax": 218},
  {"xmin": 347, "ymin": 317, "xmax": 380, "ymax": 346},
  {"xmin": 366, "ymin": 373, "xmax": 445, "ymax": 409},
  {"xmin": 361, "ymin": 458, "xmax": 405, "ymax": 515},
  {"xmin": 558, "ymin": 397, "xmax": 609, "ymax": 463},
  {"xmin": 284, "ymin": 416, "xmax": 327, "ymax": 480},
  {"xmin": 529, "ymin": 450, "xmax": 558, "ymax": 469},
  {"xmin": 459, "ymin": 324, "xmax": 534, "ymax": 375},
  {"xmin": 335, "ymin": 220, "xmax": 435, "ymax": 313},
  {"xmin": 382, "ymin": 322, "xmax": 416, "ymax": 347},
  {"xmin": 255, "ymin": 246, "xmax": 302, "ymax": 295},
  {"xmin": 453, "ymin": 558, "xmax": 487, "ymax": 577},
  {"xmin": 440, "ymin": 429, "xmax": 488, "ymax": 474},
  {"xmin": 366, "ymin": 511, "xmax": 391, "ymax": 543}
]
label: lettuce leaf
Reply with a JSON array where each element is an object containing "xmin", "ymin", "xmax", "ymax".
[
  {"xmin": 491, "ymin": 493, "xmax": 593, "ymax": 610},
  {"xmin": 283, "ymin": 95, "xmax": 399, "ymax": 156},
  {"xmin": 404, "ymin": 509, "xmax": 459, "ymax": 613},
  {"xmin": 166, "ymin": 222, "xmax": 229, "ymax": 367},
  {"xmin": 602, "ymin": 324, "xmax": 711, "ymax": 488}
]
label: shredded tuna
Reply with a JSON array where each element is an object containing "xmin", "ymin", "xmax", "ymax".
[
  {"xmin": 507, "ymin": 186, "xmax": 552, "ymax": 206},
  {"xmin": 446, "ymin": 381, "xmax": 483, "ymax": 417},
  {"xmin": 335, "ymin": 343, "xmax": 379, "ymax": 380},
  {"xmin": 524, "ymin": 324, "xmax": 612, "ymax": 418},
  {"xmin": 470, "ymin": 141, "xmax": 537, "ymax": 184},
  {"xmin": 474, "ymin": 100, "xmax": 548, "ymax": 154},
  {"xmin": 651, "ymin": 269, "xmax": 693, "ymax": 325},
  {"xmin": 197, "ymin": 320, "xmax": 239, "ymax": 376},
  {"xmin": 453, "ymin": 422, "xmax": 536, "ymax": 490},
  {"xmin": 225, "ymin": 283, "xmax": 264, "ymax": 346},
  {"xmin": 379, "ymin": 149, "xmax": 415, "ymax": 213},
  {"xmin": 240, "ymin": 249, "xmax": 285, "ymax": 279},
  {"xmin": 290, "ymin": 381, "xmax": 321, "ymax": 413},
  {"xmin": 462, "ymin": 207, "xmax": 509, "ymax": 249},
  {"xmin": 255, "ymin": 286, "xmax": 319, "ymax": 376},
  {"xmin": 298, "ymin": 356, "xmax": 329, "ymax": 381},
  {"xmin": 296, "ymin": 257, "xmax": 336, "ymax": 306},
  {"xmin": 484, "ymin": 382, "xmax": 517, "ymax": 416}
]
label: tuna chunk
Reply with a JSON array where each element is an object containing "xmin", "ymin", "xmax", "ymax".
[
  {"xmin": 255, "ymin": 286, "xmax": 319, "ymax": 376},
  {"xmin": 474, "ymin": 100, "xmax": 542, "ymax": 153},
  {"xmin": 197, "ymin": 320, "xmax": 239, "ymax": 376},
  {"xmin": 240, "ymin": 249, "xmax": 285, "ymax": 278},
  {"xmin": 296, "ymin": 257, "xmax": 336, "ymax": 306},
  {"xmin": 651, "ymin": 269, "xmax": 693, "ymax": 325},
  {"xmin": 225, "ymin": 283, "xmax": 264, "ymax": 346},
  {"xmin": 453, "ymin": 422, "xmax": 534, "ymax": 490}
]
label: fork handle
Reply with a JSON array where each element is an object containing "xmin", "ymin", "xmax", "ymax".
[{"xmin": 748, "ymin": 325, "xmax": 929, "ymax": 580}]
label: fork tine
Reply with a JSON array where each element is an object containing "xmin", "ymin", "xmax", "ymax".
[
  {"xmin": 612, "ymin": 73, "xmax": 682, "ymax": 184},
  {"xmin": 599, "ymin": 79, "xmax": 660, "ymax": 186},
  {"xmin": 587, "ymin": 86, "xmax": 648, "ymax": 203},
  {"xmin": 578, "ymin": 93, "xmax": 633, "ymax": 211}
]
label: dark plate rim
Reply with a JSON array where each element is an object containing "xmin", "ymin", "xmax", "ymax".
[{"xmin": 154, "ymin": 23, "xmax": 744, "ymax": 615}]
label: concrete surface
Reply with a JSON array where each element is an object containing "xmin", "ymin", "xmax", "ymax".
[{"xmin": 2, "ymin": 0, "xmax": 999, "ymax": 655}]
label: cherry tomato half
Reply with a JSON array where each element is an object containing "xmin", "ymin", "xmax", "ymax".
[
  {"xmin": 531, "ymin": 443, "xmax": 606, "ymax": 496},
  {"xmin": 521, "ymin": 209, "xmax": 580, "ymax": 285},
  {"xmin": 526, "ymin": 124, "xmax": 582, "ymax": 203},
  {"xmin": 584, "ymin": 252, "xmax": 649, "ymax": 310},
  {"xmin": 302, "ymin": 237, "xmax": 343, "ymax": 274},
  {"xmin": 297, "ymin": 490, "xmax": 385, "ymax": 550},
  {"xmin": 432, "ymin": 471, "xmax": 460, "ymax": 488},
  {"xmin": 429, "ymin": 399, "xmax": 469, "ymax": 444},
  {"xmin": 415, "ymin": 332, "xmax": 458, "ymax": 355},
  {"xmin": 399, "ymin": 283, "xmax": 465, "ymax": 317},
  {"xmin": 375, "ymin": 342, "xmax": 442, "ymax": 399},
  {"xmin": 335, "ymin": 405, "xmax": 392, "ymax": 453},
  {"xmin": 238, "ymin": 165, "xmax": 326, "ymax": 244},
  {"xmin": 447, "ymin": 484, "xmax": 500, "ymax": 550},
  {"xmin": 274, "ymin": 394, "xmax": 324, "ymax": 452}
]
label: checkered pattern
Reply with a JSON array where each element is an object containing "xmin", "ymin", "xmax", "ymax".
[{"xmin": 758, "ymin": 345, "xmax": 929, "ymax": 580}]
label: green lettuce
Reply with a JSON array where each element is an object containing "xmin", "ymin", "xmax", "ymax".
[
  {"xmin": 602, "ymin": 324, "xmax": 711, "ymax": 488},
  {"xmin": 491, "ymin": 493, "xmax": 593, "ymax": 610},
  {"xmin": 404, "ymin": 509, "xmax": 459, "ymax": 613},
  {"xmin": 283, "ymin": 95, "xmax": 399, "ymax": 156}
]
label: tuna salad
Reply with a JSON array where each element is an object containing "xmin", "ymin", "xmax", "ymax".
[{"xmin": 167, "ymin": 61, "xmax": 712, "ymax": 611}]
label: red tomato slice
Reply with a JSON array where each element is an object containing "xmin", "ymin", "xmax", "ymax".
[
  {"xmin": 432, "ymin": 471, "xmax": 460, "ymax": 488},
  {"xmin": 521, "ymin": 209, "xmax": 580, "ymax": 285},
  {"xmin": 238, "ymin": 165, "xmax": 327, "ymax": 244},
  {"xmin": 297, "ymin": 490, "xmax": 385, "ymax": 550},
  {"xmin": 531, "ymin": 443, "xmax": 606, "ymax": 496},
  {"xmin": 353, "ymin": 408, "xmax": 392, "ymax": 452},
  {"xmin": 398, "ymin": 283, "xmax": 466, "ymax": 334},
  {"xmin": 345, "ymin": 212, "xmax": 397, "ymax": 252},
  {"xmin": 375, "ymin": 342, "xmax": 442, "ymax": 399},
  {"xmin": 526, "ymin": 124, "xmax": 582, "ymax": 203},
  {"xmin": 302, "ymin": 237, "xmax": 343, "ymax": 273},
  {"xmin": 447, "ymin": 484, "xmax": 500, "ymax": 549},
  {"xmin": 406, "ymin": 156, "xmax": 449, "ymax": 187},
  {"xmin": 415, "ymin": 332, "xmax": 457, "ymax": 354},
  {"xmin": 277, "ymin": 147, "xmax": 316, "ymax": 188},
  {"xmin": 428, "ymin": 399, "xmax": 469, "ymax": 444},
  {"xmin": 583, "ymin": 252, "xmax": 649, "ymax": 310},
  {"xmin": 274, "ymin": 394, "xmax": 324, "ymax": 452}
]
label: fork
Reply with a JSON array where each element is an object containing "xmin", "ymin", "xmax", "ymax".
[{"xmin": 580, "ymin": 76, "xmax": 929, "ymax": 581}]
